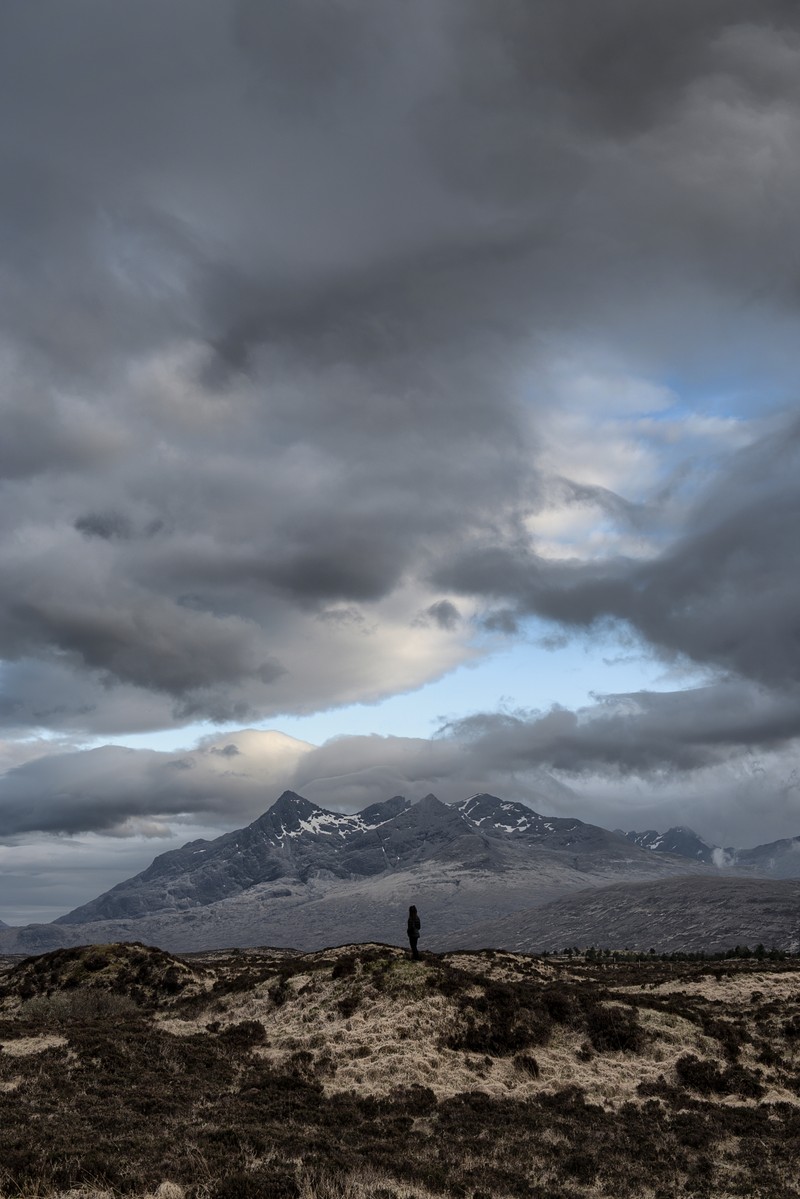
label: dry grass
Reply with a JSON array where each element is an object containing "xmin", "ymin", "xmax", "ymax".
[
  {"xmin": 3, "ymin": 943, "xmax": 800, "ymax": 1198},
  {"xmin": 0, "ymin": 1172, "xmax": 466, "ymax": 1199},
  {"xmin": 0, "ymin": 1034, "xmax": 67, "ymax": 1056},
  {"xmin": 622, "ymin": 968, "xmax": 800, "ymax": 1002}
]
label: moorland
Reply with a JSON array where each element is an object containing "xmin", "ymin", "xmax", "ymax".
[{"xmin": 2, "ymin": 941, "xmax": 800, "ymax": 1199}]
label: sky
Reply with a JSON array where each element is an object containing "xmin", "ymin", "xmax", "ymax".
[{"xmin": 3, "ymin": 0, "xmax": 800, "ymax": 923}]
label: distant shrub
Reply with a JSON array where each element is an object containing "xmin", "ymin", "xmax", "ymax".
[
  {"xmin": 426, "ymin": 965, "xmax": 470, "ymax": 999},
  {"xmin": 389, "ymin": 1084, "xmax": 437, "ymax": 1114},
  {"xmin": 561, "ymin": 1150, "xmax": 598, "ymax": 1183},
  {"xmin": 756, "ymin": 1044, "xmax": 782, "ymax": 1067},
  {"xmin": 162, "ymin": 965, "xmax": 186, "ymax": 994},
  {"xmin": 336, "ymin": 992, "xmax": 361, "ymax": 1019},
  {"xmin": 287, "ymin": 1049, "xmax": 317, "ymax": 1079},
  {"xmin": 722, "ymin": 1065, "xmax": 766, "ymax": 1099},
  {"xmin": 540, "ymin": 986, "xmax": 576, "ymax": 1025},
  {"xmin": 82, "ymin": 952, "xmax": 108, "ymax": 973},
  {"xmin": 269, "ymin": 977, "xmax": 291, "ymax": 1007},
  {"xmin": 446, "ymin": 982, "xmax": 552, "ymax": 1055},
  {"xmin": 330, "ymin": 949, "xmax": 384, "ymax": 981},
  {"xmin": 213, "ymin": 1172, "xmax": 297, "ymax": 1199},
  {"xmin": 331, "ymin": 955, "xmax": 358, "ymax": 980},
  {"xmin": 21, "ymin": 989, "xmax": 140, "ymax": 1024},
  {"xmin": 676, "ymin": 1054, "xmax": 726, "ymax": 1094},
  {"xmin": 701, "ymin": 1016, "xmax": 748, "ymax": 1059}
]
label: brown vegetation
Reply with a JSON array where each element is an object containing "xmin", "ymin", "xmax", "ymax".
[{"xmin": 1, "ymin": 943, "xmax": 800, "ymax": 1197}]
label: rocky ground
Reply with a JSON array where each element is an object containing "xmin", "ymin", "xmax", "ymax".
[{"xmin": 2, "ymin": 942, "xmax": 800, "ymax": 1198}]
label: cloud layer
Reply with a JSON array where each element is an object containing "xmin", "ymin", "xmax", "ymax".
[
  {"xmin": 1, "ymin": 1, "xmax": 799, "ymax": 735},
  {"xmin": 2, "ymin": 2, "xmax": 800, "ymax": 894},
  {"xmin": 2, "ymin": 695, "xmax": 798, "ymax": 848}
]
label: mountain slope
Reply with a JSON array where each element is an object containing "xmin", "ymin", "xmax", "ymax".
[
  {"xmin": 733, "ymin": 834, "xmax": 800, "ymax": 878},
  {"xmin": 446, "ymin": 874, "xmax": 800, "ymax": 954},
  {"xmin": 623, "ymin": 824, "xmax": 800, "ymax": 877},
  {"xmin": 458, "ymin": 794, "xmax": 658, "ymax": 860},
  {"xmin": 56, "ymin": 791, "xmax": 414, "ymax": 924}
]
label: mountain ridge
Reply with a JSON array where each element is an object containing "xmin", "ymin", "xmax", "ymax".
[
  {"xmin": 57, "ymin": 789, "xmax": 698, "ymax": 927},
  {"xmin": 4, "ymin": 791, "xmax": 800, "ymax": 955},
  {"xmin": 0, "ymin": 790, "xmax": 712, "ymax": 952}
]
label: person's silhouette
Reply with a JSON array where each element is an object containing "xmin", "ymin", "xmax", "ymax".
[{"xmin": 407, "ymin": 904, "xmax": 421, "ymax": 960}]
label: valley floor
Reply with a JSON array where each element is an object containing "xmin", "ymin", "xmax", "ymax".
[{"xmin": 2, "ymin": 943, "xmax": 800, "ymax": 1198}]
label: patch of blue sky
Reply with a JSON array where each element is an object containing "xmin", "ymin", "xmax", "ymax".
[
  {"xmin": 107, "ymin": 619, "xmax": 704, "ymax": 754},
  {"xmin": 659, "ymin": 349, "xmax": 794, "ymax": 421}
]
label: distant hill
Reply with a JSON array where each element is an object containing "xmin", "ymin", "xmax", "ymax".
[
  {"xmin": 622, "ymin": 825, "xmax": 800, "ymax": 877},
  {"xmin": 733, "ymin": 834, "xmax": 800, "ymax": 878},
  {"xmin": 446, "ymin": 875, "xmax": 800, "ymax": 954},
  {"xmin": 55, "ymin": 791, "xmax": 416, "ymax": 924},
  {"xmin": 5, "ymin": 791, "xmax": 800, "ymax": 955}
]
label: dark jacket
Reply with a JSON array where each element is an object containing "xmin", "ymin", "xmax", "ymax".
[{"xmin": 407, "ymin": 913, "xmax": 421, "ymax": 938}]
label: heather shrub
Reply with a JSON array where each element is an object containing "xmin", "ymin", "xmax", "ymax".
[
  {"xmin": 675, "ymin": 1053, "xmax": 765, "ymax": 1098},
  {"xmin": 586, "ymin": 1003, "xmax": 644, "ymax": 1053},
  {"xmin": 21, "ymin": 989, "xmax": 140, "ymax": 1024},
  {"xmin": 446, "ymin": 982, "xmax": 552, "ymax": 1055},
  {"xmin": 513, "ymin": 1053, "xmax": 540, "ymax": 1078},
  {"xmin": 218, "ymin": 1019, "xmax": 266, "ymax": 1048}
]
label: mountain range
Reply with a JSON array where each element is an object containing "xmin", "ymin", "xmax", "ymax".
[
  {"xmin": 622, "ymin": 826, "xmax": 719, "ymax": 863},
  {"xmin": 2, "ymin": 791, "xmax": 800, "ymax": 955},
  {"xmin": 623, "ymin": 824, "xmax": 800, "ymax": 877}
]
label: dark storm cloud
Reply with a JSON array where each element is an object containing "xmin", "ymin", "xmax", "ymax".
[
  {"xmin": 436, "ymin": 417, "xmax": 800, "ymax": 688},
  {"xmin": 2, "ymin": 678, "xmax": 799, "ymax": 846},
  {"xmin": 0, "ymin": 730, "xmax": 309, "ymax": 837},
  {"xmin": 438, "ymin": 681, "xmax": 800, "ymax": 777},
  {"xmin": 423, "ymin": 601, "xmax": 462, "ymax": 631},
  {"xmin": 444, "ymin": 0, "xmax": 799, "ymax": 140},
  {"xmin": 74, "ymin": 512, "xmax": 133, "ymax": 541},
  {"xmin": 1, "ymin": 0, "xmax": 800, "ymax": 736}
]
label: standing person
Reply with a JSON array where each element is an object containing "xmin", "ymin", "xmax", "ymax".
[{"xmin": 407, "ymin": 905, "xmax": 421, "ymax": 960}]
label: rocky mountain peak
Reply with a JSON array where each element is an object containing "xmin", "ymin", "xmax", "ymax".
[
  {"xmin": 415, "ymin": 793, "xmax": 448, "ymax": 813},
  {"xmin": 624, "ymin": 826, "xmax": 717, "ymax": 864},
  {"xmin": 253, "ymin": 791, "xmax": 326, "ymax": 837},
  {"xmin": 269, "ymin": 790, "xmax": 321, "ymax": 818},
  {"xmin": 458, "ymin": 793, "xmax": 542, "ymax": 825},
  {"xmin": 397, "ymin": 794, "xmax": 472, "ymax": 832},
  {"xmin": 359, "ymin": 795, "xmax": 411, "ymax": 825},
  {"xmin": 50, "ymin": 788, "xmax": 750, "ymax": 939}
]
